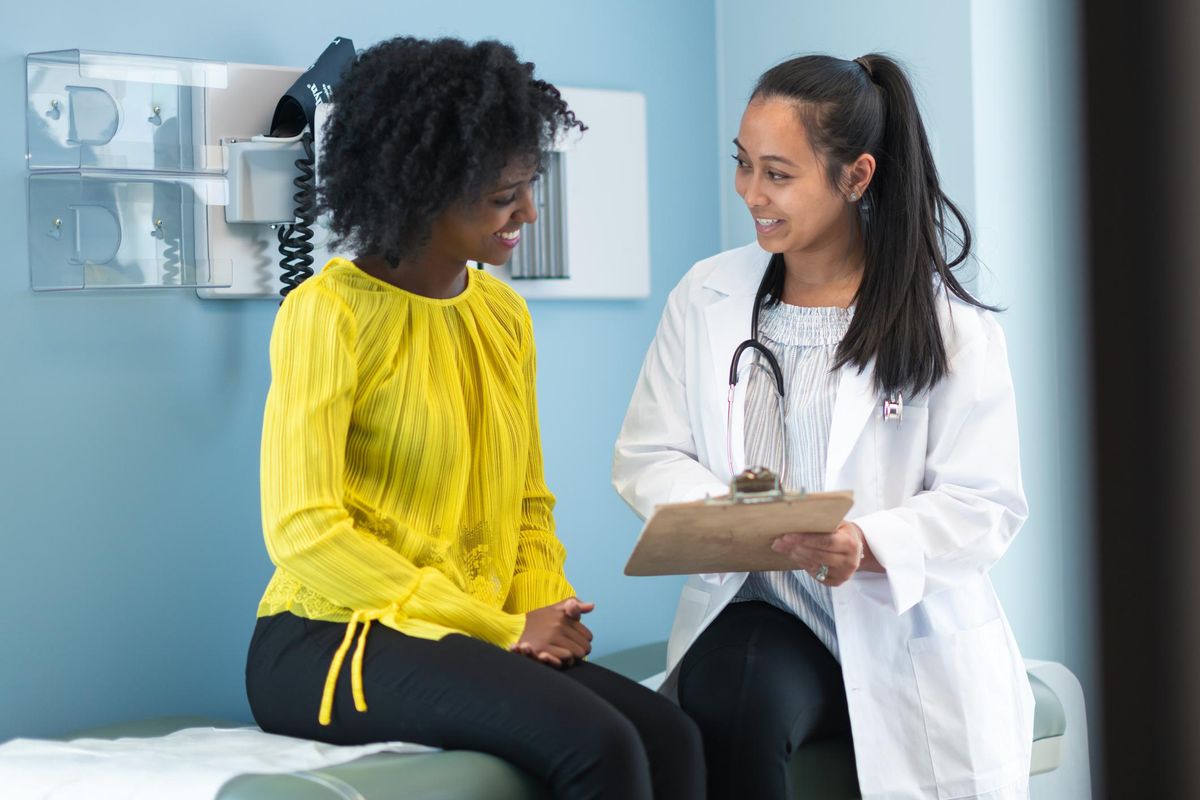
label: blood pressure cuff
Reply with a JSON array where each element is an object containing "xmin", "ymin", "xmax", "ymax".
[{"xmin": 270, "ymin": 36, "xmax": 356, "ymax": 137}]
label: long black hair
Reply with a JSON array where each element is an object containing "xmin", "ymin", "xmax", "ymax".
[{"xmin": 751, "ymin": 53, "xmax": 994, "ymax": 397}]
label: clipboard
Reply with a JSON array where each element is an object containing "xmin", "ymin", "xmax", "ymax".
[{"xmin": 623, "ymin": 468, "xmax": 854, "ymax": 576}]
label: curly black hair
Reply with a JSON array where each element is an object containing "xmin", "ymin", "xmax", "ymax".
[{"xmin": 317, "ymin": 37, "xmax": 584, "ymax": 264}]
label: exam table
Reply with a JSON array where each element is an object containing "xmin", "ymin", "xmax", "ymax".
[{"xmin": 60, "ymin": 642, "xmax": 1075, "ymax": 799}]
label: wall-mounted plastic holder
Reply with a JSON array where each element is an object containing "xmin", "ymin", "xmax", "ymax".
[
  {"xmin": 28, "ymin": 171, "xmax": 231, "ymax": 291},
  {"xmin": 27, "ymin": 49, "xmax": 227, "ymax": 174},
  {"xmin": 26, "ymin": 48, "xmax": 312, "ymax": 293}
]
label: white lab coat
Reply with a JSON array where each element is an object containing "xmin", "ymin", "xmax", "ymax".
[{"xmin": 612, "ymin": 243, "xmax": 1034, "ymax": 800}]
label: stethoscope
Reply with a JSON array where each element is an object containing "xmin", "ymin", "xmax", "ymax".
[
  {"xmin": 727, "ymin": 295, "xmax": 789, "ymax": 485},
  {"xmin": 726, "ymin": 284, "xmax": 904, "ymax": 484}
]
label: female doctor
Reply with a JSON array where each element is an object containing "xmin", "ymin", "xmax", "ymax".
[{"xmin": 613, "ymin": 54, "xmax": 1034, "ymax": 800}]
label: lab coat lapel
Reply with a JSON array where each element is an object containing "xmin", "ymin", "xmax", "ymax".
[
  {"xmin": 704, "ymin": 293, "xmax": 756, "ymax": 479},
  {"xmin": 825, "ymin": 360, "xmax": 877, "ymax": 489}
]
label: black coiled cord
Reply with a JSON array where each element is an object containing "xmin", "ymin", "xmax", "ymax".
[{"xmin": 277, "ymin": 129, "xmax": 316, "ymax": 300}]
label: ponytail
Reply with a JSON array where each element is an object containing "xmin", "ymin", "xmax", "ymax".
[{"xmin": 751, "ymin": 53, "xmax": 994, "ymax": 397}]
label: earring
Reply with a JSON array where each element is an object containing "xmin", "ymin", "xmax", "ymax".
[{"xmin": 849, "ymin": 191, "xmax": 860, "ymax": 202}]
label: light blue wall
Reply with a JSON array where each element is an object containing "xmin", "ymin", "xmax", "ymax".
[
  {"xmin": 968, "ymin": 0, "xmax": 1095, "ymax": 779},
  {"xmin": 714, "ymin": 0, "xmax": 1092, "ymax": 706},
  {"xmin": 0, "ymin": 2, "xmax": 720, "ymax": 740}
]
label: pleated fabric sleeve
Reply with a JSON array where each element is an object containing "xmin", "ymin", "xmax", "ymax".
[{"xmin": 504, "ymin": 317, "xmax": 575, "ymax": 615}]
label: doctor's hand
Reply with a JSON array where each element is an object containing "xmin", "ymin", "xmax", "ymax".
[
  {"xmin": 771, "ymin": 522, "xmax": 871, "ymax": 587},
  {"xmin": 512, "ymin": 598, "xmax": 595, "ymax": 669}
]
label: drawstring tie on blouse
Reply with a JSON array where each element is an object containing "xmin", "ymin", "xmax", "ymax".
[{"xmin": 318, "ymin": 608, "xmax": 387, "ymax": 726}]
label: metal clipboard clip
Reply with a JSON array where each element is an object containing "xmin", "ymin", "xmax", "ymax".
[{"xmin": 705, "ymin": 467, "xmax": 804, "ymax": 506}]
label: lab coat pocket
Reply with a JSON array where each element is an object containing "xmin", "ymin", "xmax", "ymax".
[{"xmin": 908, "ymin": 618, "xmax": 1027, "ymax": 798}]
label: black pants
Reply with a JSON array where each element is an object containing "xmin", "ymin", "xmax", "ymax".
[
  {"xmin": 676, "ymin": 601, "xmax": 854, "ymax": 800},
  {"xmin": 246, "ymin": 612, "xmax": 704, "ymax": 800}
]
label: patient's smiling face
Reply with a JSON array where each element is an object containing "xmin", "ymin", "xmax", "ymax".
[
  {"xmin": 732, "ymin": 98, "xmax": 858, "ymax": 261},
  {"xmin": 429, "ymin": 155, "xmax": 541, "ymax": 267},
  {"xmin": 354, "ymin": 155, "xmax": 543, "ymax": 297}
]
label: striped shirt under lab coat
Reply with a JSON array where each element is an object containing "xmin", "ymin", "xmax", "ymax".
[{"xmin": 733, "ymin": 301, "xmax": 853, "ymax": 661}]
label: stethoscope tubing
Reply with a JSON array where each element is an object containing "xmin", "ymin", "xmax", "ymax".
[
  {"xmin": 727, "ymin": 297, "xmax": 789, "ymax": 481},
  {"xmin": 725, "ymin": 285, "xmax": 904, "ymax": 482}
]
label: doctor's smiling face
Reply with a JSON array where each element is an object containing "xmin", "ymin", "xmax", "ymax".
[{"xmin": 733, "ymin": 98, "xmax": 872, "ymax": 260}]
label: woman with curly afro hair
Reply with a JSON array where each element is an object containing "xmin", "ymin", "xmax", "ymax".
[{"xmin": 244, "ymin": 36, "xmax": 704, "ymax": 799}]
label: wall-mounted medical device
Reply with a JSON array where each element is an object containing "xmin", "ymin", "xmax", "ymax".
[
  {"xmin": 25, "ymin": 47, "xmax": 650, "ymax": 300},
  {"xmin": 479, "ymin": 87, "xmax": 650, "ymax": 300}
]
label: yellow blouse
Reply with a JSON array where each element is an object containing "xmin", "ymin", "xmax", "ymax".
[{"xmin": 257, "ymin": 258, "xmax": 574, "ymax": 724}]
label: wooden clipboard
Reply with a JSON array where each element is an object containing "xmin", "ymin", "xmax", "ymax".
[{"xmin": 623, "ymin": 469, "xmax": 854, "ymax": 576}]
